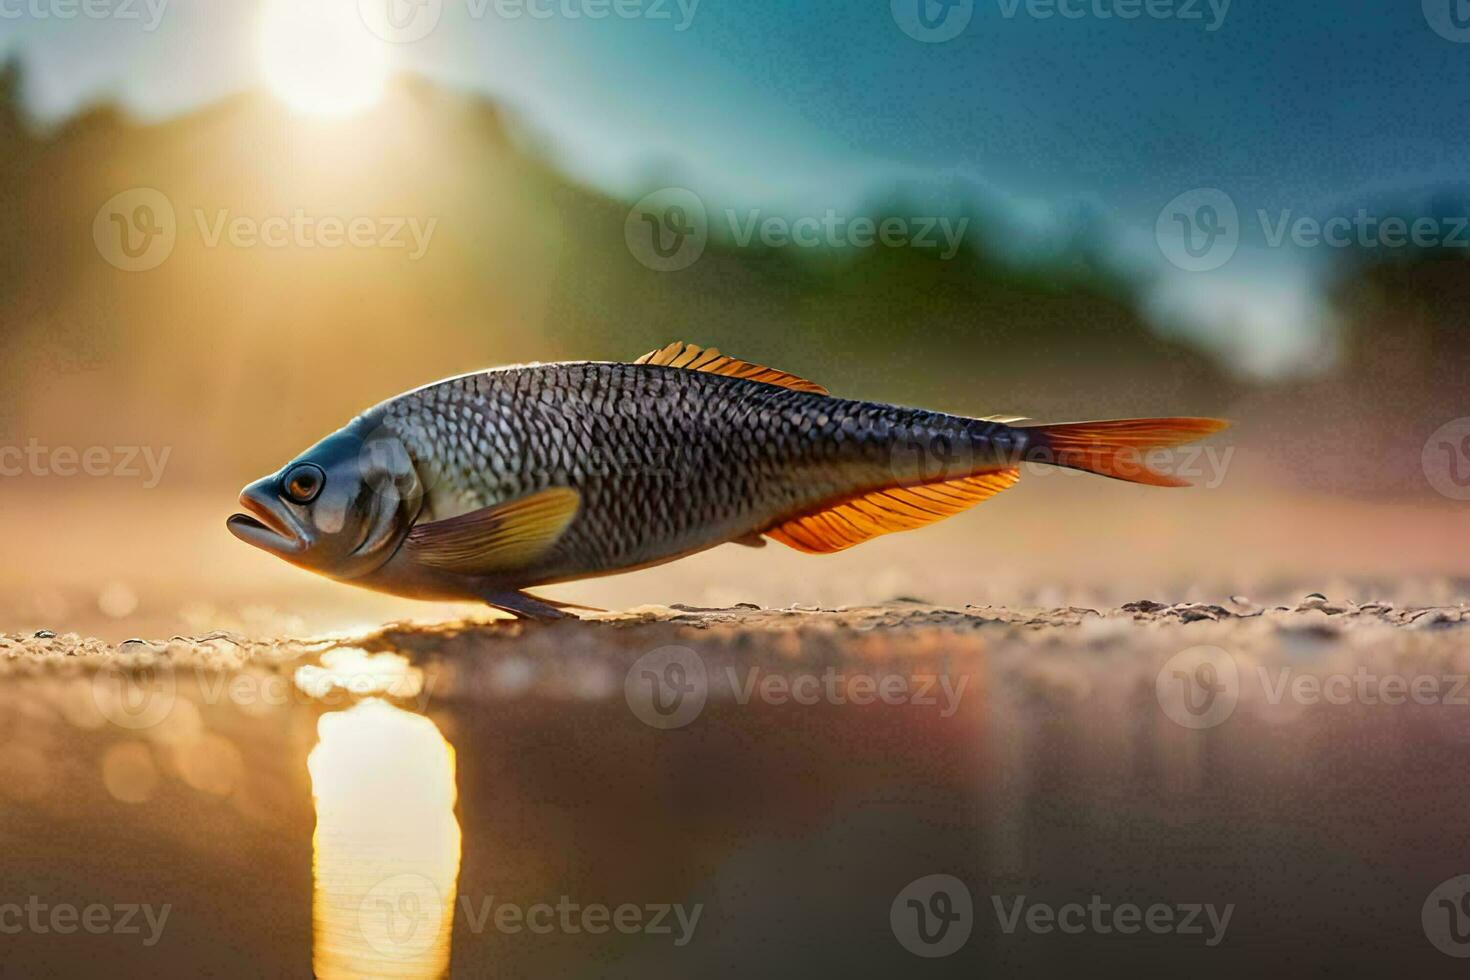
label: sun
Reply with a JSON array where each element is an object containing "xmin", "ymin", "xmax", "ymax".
[{"xmin": 259, "ymin": 0, "xmax": 390, "ymax": 117}]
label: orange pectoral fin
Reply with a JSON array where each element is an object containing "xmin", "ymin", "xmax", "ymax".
[
  {"xmin": 404, "ymin": 486, "xmax": 581, "ymax": 574},
  {"xmin": 765, "ymin": 468, "xmax": 1021, "ymax": 554}
]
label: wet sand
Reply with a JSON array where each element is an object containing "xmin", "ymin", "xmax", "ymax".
[{"xmin": 3, "ymin": 593, "xmax": 1469, "ymax": 976}]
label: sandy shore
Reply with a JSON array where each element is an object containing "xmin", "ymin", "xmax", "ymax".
[{"xmin": 3, "ymin": 595, "xmax": 1470, "ymax": 975}]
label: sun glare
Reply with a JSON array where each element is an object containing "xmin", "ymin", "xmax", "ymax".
[
  {"xmin": 308, "ymin": 699, "xmax": 461, "ymax": 978},
  {"xmin": 259, "ymin": 0, "xmax": 390, "ymax": 117}
]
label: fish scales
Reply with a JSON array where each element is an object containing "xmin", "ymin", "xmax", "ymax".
[{"xmin": 371, "ymin": 362, "xmax": 1010, "ymax": 578}]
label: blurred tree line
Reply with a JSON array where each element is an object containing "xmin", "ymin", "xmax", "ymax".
[{"xmin": 0, "ymin": 60, "xmax": 1460, "ymax": 496}]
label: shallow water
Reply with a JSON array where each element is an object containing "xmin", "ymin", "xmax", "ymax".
[{"xmin": 3, "ymin": 598, "xmax": 1469, "ymax": 976}]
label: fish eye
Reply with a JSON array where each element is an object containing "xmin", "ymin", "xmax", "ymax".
[{"xmin": 282, "ymin": 463, "xmax": 325, "ymax": 504}]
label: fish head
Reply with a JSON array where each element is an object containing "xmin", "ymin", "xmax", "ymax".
[{"xmin": 227, "ymin": 421, "xmax": 424, "ymax": 580}]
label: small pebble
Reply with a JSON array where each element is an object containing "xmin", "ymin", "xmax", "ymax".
[{"xmin": 1179, "ymin": 607, "xmax": 1222, "ymax": 623}]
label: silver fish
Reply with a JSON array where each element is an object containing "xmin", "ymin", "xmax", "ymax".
[{"xmin": 228, "ymin": 342, "xmax": 1227, "ymax": 619}]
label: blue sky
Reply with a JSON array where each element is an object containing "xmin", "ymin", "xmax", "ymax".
[{"xmin": 5, "ymin": 0, "xmax": 1467, "ymax": 375}]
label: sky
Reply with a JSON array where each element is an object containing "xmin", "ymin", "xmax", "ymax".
[{"xmin": 4, "ymin": 0, "xmax": 1468, "ymax": 376}]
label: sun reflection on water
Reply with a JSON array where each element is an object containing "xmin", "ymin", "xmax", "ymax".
[{"xmin": 306, "ymin": 690, "xmax": 461, "ymax": 978}]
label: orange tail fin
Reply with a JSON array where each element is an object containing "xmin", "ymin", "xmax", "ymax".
[{"xmin": 1021, "ymin": 418, "xmax": 1229, "ymax": 487}]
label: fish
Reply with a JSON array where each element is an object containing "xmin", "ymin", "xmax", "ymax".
[{"xmin": 228, "ymin": 341, "xmax": 1228, "ymax": 619}]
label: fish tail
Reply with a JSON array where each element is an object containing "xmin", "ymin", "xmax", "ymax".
[
  {"xmin": 762, "ymin": 415, "xmax": 1227, "ymax": 555},
  {"xmin": 1018, "ymin": 418, "xmax": 1230, "ymax": 487}
]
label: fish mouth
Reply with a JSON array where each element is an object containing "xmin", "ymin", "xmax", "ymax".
[{"xmin": 227, "ymin": 485, "xmax": 306, "ymax": 556}]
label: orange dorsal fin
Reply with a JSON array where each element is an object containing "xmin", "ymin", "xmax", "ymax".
[
  {"xmin": 634, "ymin": 342, "xmax": 829, "ymax": 395},
  {"xmin": 765, "ymin": 468, "xmax": 1021, "ymax": 554}
]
